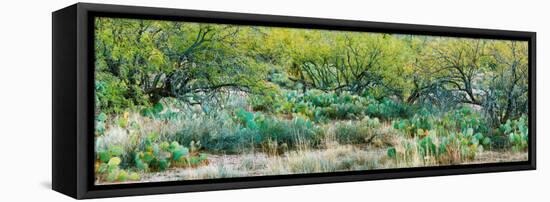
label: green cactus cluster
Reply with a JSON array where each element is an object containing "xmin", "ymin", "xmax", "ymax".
[
  {"xmin": 438, "ymin": 127, "xmax": 490, "ymax": 160},
  {"xmin": 134, "ymin": 133, "xmax": 208, "ymax": 172},
  {"xmin": 500, "ymin": 115, "xmax": 529, "ymax": 152},
  {"xmin": 95, "ymin": 112, "xmax": 107, "ymax": 136},
  {"xmin": 96, "ymin": 145, "xmax": 140, "ymax": 182},
  {"xmin": 387, "ymin": 126, "xmax": 492, "ymax": 164}
]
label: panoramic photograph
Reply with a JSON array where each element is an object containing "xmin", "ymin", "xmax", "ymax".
[{"xmin": 93, "ymin": 17, "xmax": 529, "ymax": 185}]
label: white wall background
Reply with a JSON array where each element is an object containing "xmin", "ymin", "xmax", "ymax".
[{"xmin": 0, "ymin": 0, "xmax": 547, "ymax": 201}]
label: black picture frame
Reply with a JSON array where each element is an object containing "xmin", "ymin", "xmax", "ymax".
[{"xmin": 52, "ymin": 2, "xmax": 536, "ymax": 199}]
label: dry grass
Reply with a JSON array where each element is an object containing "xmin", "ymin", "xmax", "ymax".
[
  {"xmin": 126, "ymin": 143, "xmax": 382, "ymax": 183},
  {"xmin": 98, "ymin": 142, "xmax": 527, "ymax": 184},
  {"xmin": 96, "ymin": 113, "xmax": 528, "ymax": 185}
]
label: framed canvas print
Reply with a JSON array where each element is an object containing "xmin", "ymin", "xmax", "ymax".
[{"xmin": 52, "ymin": 3, "xmax": 536, "ymax": 199}]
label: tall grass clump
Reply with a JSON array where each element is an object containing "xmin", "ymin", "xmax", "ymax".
[
  {"xmin": 334, "ymin": 116, "xmax": 381, "ymax": 144},
  {"xmin": 233, "ymin": 108, "xmax": 325, "ymax": 153}
]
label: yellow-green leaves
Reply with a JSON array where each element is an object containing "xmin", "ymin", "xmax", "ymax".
[{"xmin": 108, "ymin": 157, "xmax": 121, "ymax": 166}]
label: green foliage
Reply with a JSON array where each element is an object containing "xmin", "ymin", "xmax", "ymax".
[
  {"xmin": 393, "ymin": 107, "xmax": 490, "ymax": 144},
  {"xmin": 170, "ymin": 141, "xmax": 190, "ymax": 161},
  {"xmin": 393, "ymin": 114, "xmax": 434, "ymax": 137},
  {"xmin": 418, "ymin": 135, "xmax": 437, "ymax": 157},
  {"xmin": 95, "ymin": 77, "xmax": 141, "ymax": 114},
  {"xmin": 387, "ymin": 147, "xmax": 397, "ymax": 158},
  {"xmin": 271, "ymin": 91, "xmax": 378, "ymax": 121},
  {"xmin": 365, "ymin": 98, "xmax": 413, "ymax": 120},
  {"xmin": 129, "ymin": 133, "xmax": 208, "ymax": 173},
  {"xmin": 235, "ymin": 108, "xmax": 256, "ymax": 128},
  {"xmin": 243, "ymin": 109, "xmax": 324, "ymax": 149},
  {"xmin": 96, "ymin": 145, "xmax": 124, "ymax": 163},
  {"xmin": 95, "ymin": 17, "xmax": 269, "ymax": 112},
  {"xmin": 389, "ymin": 109, "xmax": 493, "ymax": 162},
  {"xmin": 443, "ymin": 107, "xmax": 489, "ymax": 134},
  {"xmin": 96, "ymin": 148, "xmax": 140, "ymax": 182},
  {"xmin": 249, "ymin": 85, "xmax": 282, "ymax": 112},
  {"xmin": 95, "ymin": 112, "xmax": 107, "ymax": 136},
  {"xmin": 171, "ymin": 108, "xmax": 245, "ymax": 153},
  {"xmin": 304, "ymin": 90, "xmax": 334, "ymax": 108},
  {"xmin": 141, "ymin": 102, "xmax": 165, "ymax": 118},
  {"xmin": 93, "ymin": 17, "xmax": 530, "ymax": 183},
  {"xmin": 271, "ymin": 92, "xmax": 412, "ymax": 122},
  {"xmin": 501, "ymin": 115, "xmax": 529, "ymax": 152},
  {"xmin": 481, "ymin": 42, "xmax": 529, "ymax": 126},
  {"xmin": 172, "ymin": 106, "xmax": 326, "ymax": 154},
  {"xmin": 94, "ymin": 17, "xmax": 528, "ymax": 124},
  {"xmin": 335, "ymin": 117, "xmax": 380, "ymax": 144},
  {"xmin": 134, "ymin": 134, "xmax": 201, "ymax": 171}
]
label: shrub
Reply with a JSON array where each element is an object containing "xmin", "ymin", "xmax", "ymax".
[
  {"xmin": 255, "ymin": 114, "xmax": 324, "ymax": 150},
  {"xmin": 440, "ymin": 107, "xmax": 488, "ymax": 135},
  {"xmin": 95, "ymin": 112, "xmax": 107, "ymax": 136},
  {"xmin": 95, "ymin": 127, "xmax": 137, "ymax": 166},
  {"xmin": 418, "ymin": 133, "xmax": 437, "ymax": 157},
  {"xmin": 141, "ymin": 102, "xmax": 165, "ymax": 118},
  {"xmin": 433, "ymin": 128, "xmax": 488, "ymax": 161},
  {"xmin": 174, "ymin": 109, "xmax": 244, "ymax": 153},
  {"xmin": 95, "ymin": 145, "xmax": 140, "ymax": 182},
  {"xmin": 387, "ymin": 127, "xmax": 490, "ymax": 164},
  {"xmin": 233, "ymin": 108, "xmax": 325, "ymax": 151},
  {"xmin": 303, "ymin": 90, "xmax": 334, "ymax": 107},
  {"xmin": 366, "ymin": 98, "xmax": 412, "ymax": 120},
  {"xmin": 96, "ymin": 157, "xmax": 141, "ymax": 182},
  {"xmin": 249, "ymin": 86, "xmax": 281, "ymax": 112},
  {"xmin": 95, "ymin": 75, "xmax": 143, "ymax": 114},
  {"xmin": 393, "ymin": 115, "xmax": 434, "ymax": 137},
  {"xmin": 438, "ymin": 128, "xmax": 488, "ymax": 161},
  {"xmin": 172, "ymin": 107, "xmax": 325, "ymax": 154},
  {"xmin": 133, "ymin": 133, "xmax": 206, "ymax": 172},
  {"xmin": 275, "ymin": 90, "xmax": 371, "ymax": 121},
  {"xmin": 335, "ymin": 117, "xmax": 381, "ymax": 144}
]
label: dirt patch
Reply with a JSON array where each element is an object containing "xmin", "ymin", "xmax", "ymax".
[{"xmin": 470, "ymin": 150, "xmax": 528, "ymax": 164}]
